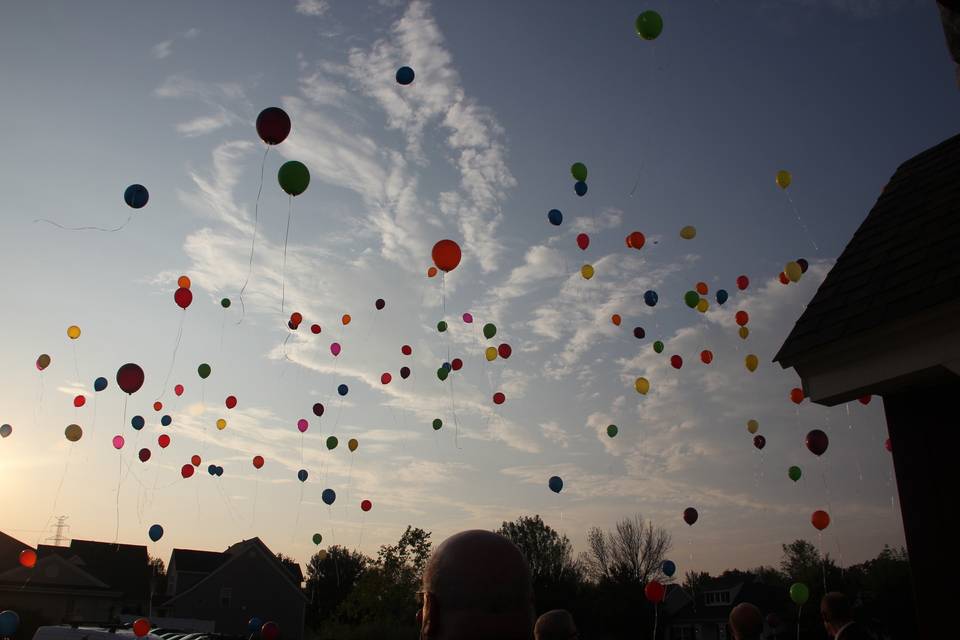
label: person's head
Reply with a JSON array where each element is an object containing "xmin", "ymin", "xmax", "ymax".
[
  {"xmin": 418, "ymin": 530, "xmax": 534, "ymax": 640},
  {"xmin": 728, "ymin": 602, "xmax": 764, "ymax": 640},
  {"xmin": 821, "ymin": 592, "xmax": 852, "ymax": 636},
  {"xmin": 534, "ymin": 609, "xmax": 578, "ymax": 640}
]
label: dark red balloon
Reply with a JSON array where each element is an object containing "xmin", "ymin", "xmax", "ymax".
[
  {"xmin": 225, "ymin": 395, "xmax": 237, "ymax": 409},
  {"xmin": 805, "ymin": 429, "xmax": 829, "ymax": 456},
  {"xmin": 884, "ymin": 437, "xmax": 892, "ymax": 452},
  {"xmin": 256, "ymin": 107, "xmax": 291, "ymax": 145},
  {"xmin": 260, "ymin": 622, "xmax": 280, "ymax": 640},
  {"xmin": 313, "ymin": 402, "xmax": 325, "ymax": 417},
  {"xmin": 576, "ymin": 233, "xmax": 590, "ymax": 251},
  {"xmin": 736, "ymin": 275, "xmax": 749, "ymax": 291},
  {"xmin": 138, "ymin": 447, "xmax": 151, "ymax": 462},
  {"xmin": 174, "ymin": 287, "xmax": 193, "ymax": 309},
  {"xmin": 253, "ymin": 455, "xmax": 264, "ymax": 469},
  {"xmin": 451, "ymin": 358, "xmax": 463, "ymax": 371},
  {"xmin": 753, "ymin": 435, "xmax": 766, "ymax": 450},
  {"xmin": 401, "ymin": 344, "xmax": 412, "ymax": 356},
  {"xmin": 683, "ymin": 507, "xmax": 698, "ymax": 526},
  {"xmin": 779, "ymin": 272, "xmax": 790, "ymax": 285},
  {"xmin": 360, "ymin": 499, "xmax": 372, "ymax": 512},
  {"xmin": 644, "ymin": 580, "xmax": 666, "ymax": 603},
  {"xmin": 498, "ymin": 343, "xmax": 512, "ymax": 359},
  {"xmin": 116, "ymin": 363, "xmax": 145, "ymax": 395},
  {"xmin": 400, "ymin": 366, "xmax": 411, "ymax": 379},
  {"xmin": 432, "ymin": 239, "xmax": 462, "ymax": 272},
  {"xmin": 626, "ymin": 231, "xmax": 645, "ymax": 250},
  {"xmin": 158, "ymin": 434, "xmax": 171, "ymax": 448},
  {"xmin": 181, "ymin": 464, "xmax": 194, "ymax": 479},
  {"xmin": 670, "ymin": 355, "xmax": 683, "ymax": 369},
  {"xmin": 381, "ymin": 372, "xmax": 392, "ymax": 385},
  {"xmin": 310, "ymin": 324, "xmax": 321, "ymax": 334},
  {"xmin": 735, "ymin": 310, "xmax": 749, "ymax": 326},
  {"xmin": 790, "ymin": 388, "xmax": 805, "ymax": 404},
  {"xmin": 375, "ymin": 298, "xmax": 385, "ymax": 310},
  {"xmin": 493, "ymin": 392, "xmax": 506, "ymax": 405}
]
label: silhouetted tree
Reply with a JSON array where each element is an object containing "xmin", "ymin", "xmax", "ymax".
[
  {"xmin": 497, "ymin": 515, "xmax": 582, "ymax": 613},
  {"xmin": 582, "ymin": 514, "xmax": 671, "ymax": 585},
  {"xmin": 305, "ymin": 545, "xmax": 369, "ymax": 628},
  {"xmin": 148, "ymin": 554, "xmax": 167, "ymax": 597}
]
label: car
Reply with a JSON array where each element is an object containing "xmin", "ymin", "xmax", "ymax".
[{"xmin": 33, "ymin": 627, "xmax": 166, "ymax": 640}]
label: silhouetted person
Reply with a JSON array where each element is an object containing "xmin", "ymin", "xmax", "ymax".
[
  {"xmin": 534, "ymin": 609, "xmax": 578, "ymax": 640},
  {"xmin": 418, "ymin": 529, "xmax": 535, "ymax": 640},
  {"xmin": 821, "ymin": 592, "xmax": 870, "ymax": 639},
  {"xmin": 729, "ymin": 602, "xmax": 764, "ymax": 640}
]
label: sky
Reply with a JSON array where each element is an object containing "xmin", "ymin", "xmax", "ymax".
[{"xmin": 0, "ymin": 0, "xmax": 956, "ymax": 576}]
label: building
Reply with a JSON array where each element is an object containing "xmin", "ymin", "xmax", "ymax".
[
  {"xmin": 663, "ymin": 577, "xmax": 788, "ymax": 640},
  {"xmin": 159, "ymin": 537, "xmax": 307, "ymax": 640}
]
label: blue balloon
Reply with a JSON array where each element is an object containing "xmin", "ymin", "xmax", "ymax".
[
  {"xmin": 124, "ymin": 184, "xmax": 149, "ymax": 209},
  {"xmin": 442, "ymin": 362, "xmax": 451, "ymax": 371},
  {"xmin": 322, "ymin": 488, "xmax": 336, "ymax": 505},
  {"xmin": 94, "ymin": 377, "xmax": 108, "ymax": 392},
  {"xmin": 662, "ymin": 559, "xmax": 676, "ymax": 577},
  {"xmin": 0, "ymin": 610, "xmax": 21, "ymax": 637},
  {"xmin": 131, "ymin": 415, "xmax": 145, "ymax": 430},
  {"xmin": 396, "ymin": 66, "xmax": 415, "ymax": 85},
  {"xmin": 337, "ymin": 384, "xmax": 348, "ymax": 396},
  {"xmin": 160, "ymin": 414, "xmax": 172, "ymax": 427},
  {"xmin": 644, "ymin": 290, "xmax": 659, "ymax": 307},
  {"xmin": 548, "ymin": 475, "xmax": 563, "ymax": 494},
  {"xmin": 216, "ymin": 466, "xmax": 224, "ymax": 477},
  {"xmin": 298, "ymin": 469, "xmax": 308, "ymax": 482},
  {"xmin": 248, "ymin": 618, "xmax": 263, "ymax": 633},
  {"xmin": 207, "ymin": 464, "xmax": 217, "ymax": 475},
  {"xmin": 148, "ymin": 524, "xmax": 164, "ymax": 542},
  {"xmin": 574, "ymin": 181, "xmax": 588, "ymax": 197},
  {"xmin": 547, "ymin": 209, "xmax": 563, "ymax": 226},
  {"xmin": 715, "ymin": 289, "xmax": 729, "ymax": 305}
]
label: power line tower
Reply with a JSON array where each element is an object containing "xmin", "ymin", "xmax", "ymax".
[{"xmin": 46, "ymin": 516, "xmax": 70, "ymax": 546}]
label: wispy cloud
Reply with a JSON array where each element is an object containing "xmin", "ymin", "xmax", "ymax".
[
  {"xmin": 151, "ymin": 27, "xmax": 199, "ymax": 59},
  {"xmin": 295, "ymin": 0, "xmax": 330, "ymax": 16}
]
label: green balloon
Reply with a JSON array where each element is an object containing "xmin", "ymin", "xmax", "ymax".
[
  {"xmin": 483, "ymin": 323, "xmax": 497, "ymax": 339},
  {"xmin": 635, "ymin": 10, "xmax": 663, "ymax": 40},
  {"xmin": 312, "ymin": 533, "xmax": 322, "ymax": 545},
  {"xmin": 278, "ymin": 160, "xmax": 310, "ymax": 196},
  {"xmin": 684, "ymin": 291, "xmax": 700, "ymax": 308},
  {"xmin": 220, "ymin": 298, "xmax": 231, "ymax": 308},
  {"xmin": 326, "ymin": 436, "xmax": 338, "ymax": 450},
  {"xmin": 432, "ymin": 418, "xmax": 443, "ymax": 430},
  {"xmin": 789, "ymin": 582, "xmax": 809, "ymax": 606},
  {"xmin": 653, "ymin": 340, "xmax": 664, "ymax": 354},
  {"xmin": 788, "ymin": 466, "xmax": 802, "ymax": 482},
  {"xmin": 606, "ymin": 424, "xmax": 618, "ymax": 438},
  {"xmin": 198, "ymin": 363, "xmax": 211, "ymax": 379},
  {"xmin": 437, "ymin": 320, "xmax": 448, "ymax": 333},
  {"xmin": 437, "ymin": 367, "xmax": 449, "ymax": 381},
  {"xmin": 571, "ymin": 162, "xmax": 588, "ymax": 182}
]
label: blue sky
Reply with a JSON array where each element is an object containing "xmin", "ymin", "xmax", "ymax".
[{"xmin": 0, "ymin": 0, "xmax": 955, "ymax": 573}]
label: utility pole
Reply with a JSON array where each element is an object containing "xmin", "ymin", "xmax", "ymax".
[{"xmin": 45, "ymin": 516, "xmax": 70, "ymax": 546}]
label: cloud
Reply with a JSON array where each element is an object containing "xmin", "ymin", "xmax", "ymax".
[
  {"xmin": 295, "ymin": 0, "xmax": 330, "ymax": 16},
  {"xmin": 154, "ymin": 74, "xmax": 249, "ymax": 137},
  {"xmin": 176, "ymin": 111, "xmax": 234, "ymax": 137},
  {"xmin": 151, "ymin": 40, "xmax": 173, "ymax": 60}
]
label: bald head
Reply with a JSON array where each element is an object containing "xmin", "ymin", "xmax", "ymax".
[
  {"xmin": 420, "ymin": 530, "xmax": 534, "ymax": 640},
  {"xmin": 535, "ymin": 609, "xmax": 577, "ymax": 640},
  {"xmin": 729, "ymin": 603, "xmax": 764, "ymax": 640}
]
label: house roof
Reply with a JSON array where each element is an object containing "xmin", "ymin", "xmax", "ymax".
[
  {"xmin": 667, "ymin": 579, "xmax": 787, "ymax": 623},
  {"xmin": 171, "ymin": 548, "xmax": 226, "ymax": 573},
  {"xmin": 39, "ymin": 539, "xmax": 150, "ymax": 599},
  {"xmin": 0, "ymin": 531, "xmax": 32, "ymax": 571},
  {"xmin": 775, "ymin": 132, "xmax": 960, "ymax": 368},
  {"xmin": 0, "ymin": 553, "xmax": 114, "ymax": 591}
]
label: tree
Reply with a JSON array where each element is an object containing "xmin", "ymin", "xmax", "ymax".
[
  {"xmin": 148, "ymin": 554, "xmax": 167, "ymax": 597},
  {"xmin": 582, "ymin": 514, "xmax": 671, "ymax": 586},
  {"xmin": 305, "ymin": 545, "xmax": 369, "ymax": 628}
]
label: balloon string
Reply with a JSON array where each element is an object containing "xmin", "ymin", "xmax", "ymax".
[
  {"xmin": 238, "ymin": 144, "xmax": 270, "ymax": 324},
  {"xmin": 797, "ymin": 605, "xmax": 802, "ymax": 640},
  {"xmin": 157, "ymin": 311, "xmax": 186, "ymax": 402},
  {"xmin": 784, "ymin": 190, "xmax": 819, "ymax": 252},
  {"xmin": 281, "ymin": 194, "xmax": 292, "ymax": 313},
  {"xmin": 652, "ymin": 603, "xmax": 658, "ymax": 640},
  {"xmin": 72, "ymin": 343, "xmax": 81, "ymax": 382},
  {"xmin": 34, "ymin": 213, "xmax": 133, "ymax": 233}
]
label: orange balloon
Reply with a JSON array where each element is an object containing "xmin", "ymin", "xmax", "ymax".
[
  {"xmin": 342, "ymin": 314, "xmax": 352, "ymax": 326},
  {"xmin": 427, "ymin": 266, "xmax": 438, "ymax": 278},
  {"xmin": 177, "ymin": 275, "xmax": 191, "ymax": 289},
  {"xmin": 700, "ymin": 350, "xmax": 713, "ymax": 364},
  {"xmin": 432, "ymin": 239, "xmax": 462, "ymax": 272},
  {"xmin": 696, "ymin": 282, "xmax": 708, "ymax": 295},
  {"xmin": 611, "ymin": 314, "xmax": 622, "ymax": 326},
  {"xmin": 811, "ymin": 510, "xmax": 830, "ymax": 531}
]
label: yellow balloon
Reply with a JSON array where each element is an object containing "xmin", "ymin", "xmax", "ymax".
[
  {"xmin": 696, "ymin": 298, "xmax": 709, "ymax": 313},
  {"xmin": 581, "ymin": 264, "xmax": 595, "ymax": 280},
  {"xmin": 679, "ymin": 225, "xmax": 697, "ymax": 240},
  {"xmin": 738, "ymin": 326, "xmax": 750, "ymax": 340},
  {"xmin": 216, "ymin": 418, "xmax": 227, "ymax": 431},
  {"xmin": 64, "ymin": 424, "xmax": 83, "ymax": 442},
  {"xmin": 485, "ymin": 346, "xmax": 498, "ymax": 362},
  {"xmin": 776, "ymin": 169, "xmax": 792, "ymax": 190},
  {"xmin": 348, "ymin": 438, "xmax": 358, "ymax": 452},
  {"xmin": 635, "ymin": 377, "xmax": 650, "ymax": 395},
  {"xmin": 747, "ymin": 419, "xmax": 759, "ymax": 434},
  {"xmin": 744, "ymin": 354, "xmax": 759, "ymax": 372},
  {"xmin": 785, "ymin": 261, "xmax": 802, "ymax": 283},
  {"xmin": 67, "ymin": 325, "xmax": 81, "ymax": 340}
]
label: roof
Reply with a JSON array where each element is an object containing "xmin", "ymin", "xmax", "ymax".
[
  {"xmin": 39, "ymin": 539, "xmax": 150, "ymax": 600},
  {"xmin": 667, "ymin": 579, "xmax": 787, "ymax": 623},
  {"xmin": 0, "ymin": 553, "xmax": 115, "ymax": 591},
  {"xmin": 171, "ymin": 548, "xmax": 226, "ymax": 573},
  {"xmin": 775, "ymin": 132, "xmax": 960, "ymax": 367},
  {"xmin": 0, "ymin": 531, "xmax": 32, "ymax": 571}
]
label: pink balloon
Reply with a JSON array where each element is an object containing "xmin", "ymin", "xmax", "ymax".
[
  {"xmin": 297, "ymin": 419, "xmax": 309, "ymax": 433},
  {"xmin": 462, "ymin": 312, "xmax": 473, "ymax": 324},
  {"xmin": 112, "ymin": 435, "xmax": 125, "ymax": 450},
  {"xmin": 330, "ymin": 342, "xmax": 342, "ymax": 357}
]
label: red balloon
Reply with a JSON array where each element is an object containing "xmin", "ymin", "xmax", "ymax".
[
  {"xmin": 683, "ymin": 507, "xmax": 698, "ymax": 526},
  {"xmin": 696, "ymin": 282, "xmax": 708, "ymax": 296},
  {"xmin": 811, "ymin": 509, "xmax": 830, "ymax": 531},
  {"xmin": 400, "ymin": 366, "xmax": 411, "ymax": 379},
  {"xmin": 158, "ymin": 434, "xmax": 171, "ymax": 449},
  {"xmin": 139, "ymin": 448, "xmax": 152, "ymax": 462},
  {"xmin": 310, "ymin": 324, "xmax": 321, "ymax": 334},
  {"xmin": 859, "ymin": 395, "xmax": 872, "ymax": 405},
  {"xmin": 174, "ymin": 287, "xmax": 193, "ymax": 309},
  {"xmin": 576, "ymin": 233, "xmax": 590, "ymax": 250},
  {"xmin": 790, "ymin": 388, "xmax": 805, "ymax": 404},
  {"xmin": 644, "ymin": 580, "xmax": 666, "ymax": 603},
  {"xmin": 735, "ymin": 310, "xmax": 749, "ymax": 326},
  {"xmin": 884, "ymin": 437, "xmax": 892, "ymax": 452},
  {"xmin": 191, "ymin": 454, "xmax": 201, "ymax": 467},
  {"xmin": 451, "ymin": 358, "xmax": 463, "ymax": 371},
  {"xmin": 736, "ymin": 275, "xmax": 749, "ymax": 290},
  {"xmin": 74, "ymin": 395, "xmax": 86, "ymax": 408},
  {"xmin": 498, "ymin": 344, "xmax": 512, "ymax": 359},
  {"xmin": 401, "ymin": 344, "xmax": 412, "ymax": 356},
  {"xmin": 361, "ymin": 499, "xmax": 372, "ymax": 512},
  {"xmin": 256, "ymin": 107, "xmax": 291, "ymax": 145},
  {"xmin": 290, "ymin": 312, "xmax": 303, "ymax": 326},
  {"xmin": 427, "ymin": 266, "xmax": 438, "ymax": 278},
  {"xmin": 432, "ymin": 239, "xmax": 462, "ymax": 272},
  {"xmin": 153, "ymin": 401, "xmax": 163, "ymax": 412},
  {"xmin": 779, "ymin": 272, "xmax": 790, "ymax": 285},
  {"xmin": 381, "ymin": 372, "xmax": 392, "ymax": 385},
  {"xmin": 493, "ymin": 392, "xmax": 506, "ymax": 405},
  {"xmin": 253, "ymin": 455, "xmax": 265, "ymax": 469},
  {"xmin": 753, "ymin": 435, "xmax": 766, "ymax": 450},
  {"xmin": 132, "ymin": 618, "xmax": 151, "ymax": 638},
  {"xmin": 225, "ymin": 395, "xmax": 237, "ymax": 409},
  {"xmin": 805, "ymin": 429, "xmax": 829, "ymax": 456},
  {"xmin": 626, "ymin": 231, "xmax": 645, "ymax": 250},
  {"xmin": 261, "ymin": 622, "xmax": 280, "ymax": 640},
  {"xmin": 116, "ymin": 363, "xmax": 145, "ymax": 395},
  {"xmin": 670, "ymin": 355, "xmax": 683, "ymax": 369},
  {"xmin": 174, "ymin": 384, "xmax": 184, "ymax": 396},
  {"xmin": 700, "ymin": 350, "xmax": 713, "ymax": 364},
  {"xmin": 181, "ymin": 464, "xmax": 194, "ymax": 479},
  {"xmin": 19, "ymin": 548, "xmax": 37, "ymax": 568}
]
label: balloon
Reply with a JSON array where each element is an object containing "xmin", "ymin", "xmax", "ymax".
[
  {"xmin": 341, "ymin": 314, "xmax": 351, "ymax": 326},
  {"xmin": 696, "ymin": 298, "xmax": 709, "ymax": 313},
  {"xmin": 73, "ymin": 395, "xmax": 86, "ymax": 408},
  {"xmin": 160, "ymin": 415, "xmax": 172, "ymax": 427},
  {"xmin": 653, "ymin": 341, "xmax": 664, "ymax": 354},
  {"xmin": 437, "ymin": 320, "xmax": 448, "ymax": 333},
  {"xmin": 679, "ymin": 225, "xmax": 697, "ymax": 240},
  {"xmin": 191, "ymin": 455, "xmax": 201, "ymax": 467},
  {"xmin": 462, "ymin": 313, "xmax": 474, "ymax": 323},
  {"xmin": 451, "ymin": 358, "xmax": 464, "ymax": 371},
  {"xmin": 396, "ymin": 66, "xmax": 415, "ymax": 85},
  {"xmin": 298, "ymin": 469, "xmax": 308, "ymax": 482},
  {"xmin": 256, "ymin": 107, "xmax": 291, "ymax": 145},
  {"xmin": 19, "ymin": 549, "xmax": 37, "ymax": 569},
  {"xmin": 380, "ymin": 372, "xmax": 392, "ymax": 385},
  {"xmin": 736, "ymin": 275, "xmax": 750, "ymax": 291},
  {"xmin": 0, "ymin": 611, "xmax": 20, "ymax": 637},
  {"xmin": 375, "ymin": 298, "xmax": 385, "ymax": 310},
  {"xmin": 360, "ymin": 499, "xmax": 372, "ymax": 512},
  {"xmin": 208, "ymin": 464, "xmax": 217, "ymax": 476},
  {"xmin": 644, "ymin": 580, "xmax": 666, "ymax": 603},
  {"xmin": 785, "ymin": 261, "xmax": 802, "ymax": 283},
  {"xmin": 177, "ymin": 275, "xmax": 191, "ymax": 289},
  {"xmin": 326, "ymin": 436, "xmax": 338, "ymax": 450},
  {"xmin": 683, "ymin": 507, "xmax": 698, "ymax": 526},
  {"xmin": 65, "ymin": 424, "xmax": 82, "ymax": 442},
  {"xmin": 716, "ymin": 289, "xmax": 728, "ymax": 305},
  {"xmin": 779, "ymin": 271, "xmax": 790, "ymax": 285},
  {"xmin": 643, "ymin": 290, "xmax": 659, "ymax": 307},
  {"xmin": 174, "ymin": 384, "xmax": 184, "ymax": 396},
  {"xmin": 197, "ymin": 363, "xmax": 211, "ymax": 379},
  {"xmin": 427, "ymin": 266, "xmax": 438, "ymax": 278},
  {"xmin": 225, "ymin": 395, "xmax": 237, "ymax": 409},
  {"xmin": 148, "ymin": 524, "xmax": 164, "ymax": 542},
  {"xmin": 400, "ymin": 345, "xmax": 412, "ymax": 356},
  {"xmin": 94, "ymin": 376, "xmax": 108, "ymax": 392},
  {"xmin": 153, "ymin": 401, "xmax": 163, "ymax": 412},
  {"xmin": 738, "ymin": 326, "xmax": 750, "ymax": 340},
  {"xmin": 493, "ymin": 392, "xmax": 506, "ymax": 405},
  {"xmin": 348, "ymin": 438, "xmax": 358, "ymax": 452},
  {"xmin": 661, "ymin": 560, "xmax": 676, "ymax": 577},
  {"xmin": 859, "ymin": 395, "xmax": 872, "ymax": 405},
  {"xmin": 330, "ymin": 342, "xmax": 342, "ymax": 357},
  {"xmin": 610, "ymin": 314, "xmax": 622, "ymax": 326},
  {"xmin": 432, "ymin": 239, "xmax": 462, "ymax": 272},
  {"xmin": 174, "ymin": 287, "xmax": 193, "ymax": 309},
  {"xmin": 337, "ymin": 384, "xmax": 349, "ymax": 396},
  {"xmin": 790, "ymin": 388, "xmax": 805, "ymax": 404},
  {"xmin": 744, "ymin": 354, "xmax": 758, "ymax": 372},
  {"xmin": 797, "ymin": 258, "xmax": 809, "ymax": 273},
  {"xmin": 635, "ymin": 10, "xmax": 663, "ymax": 40},
  {"xmin": 788, "ymin": 466, "xmax": 802, "ymax": 482},
  {"xmin": 684, "ymin": 291, "xmax": 700, "ymax": 308},
  {"xmin": 221, "ymin": 297, "xmax": 231, "ymax": 308},
  {"xmin": 0, "ymin": 424, "xmax": 11, "ymax": 438},
  {"xmin": 290, "ymin": 312, "xmax": 303, "ymax": 326},
  {"xmin": 431, "ymin": 418, "xmax": 443, "ymax": 431},
  {"xmin": 322, "ymin": 488, "xmax": 336, "ymax": 505},
  {"xmin": 753, "ymin": 435, "xmax": 766, "ymax": 450},
  {"xmin": 67, "ymin": 325, "xmax": 81, "ymax": 340},
  {"xmin": 252, "ymin": 455, "xmax": 265, "ymax": 469},
  {"xmin": 626, "ymin": 231, "xmax": 646, "ymax": 250},
  {"xmin": 576, "ymin": 233, "xmax": 590, "ymax": 250},
  {"xmin": 805, "ymin": 429, "xmax": 829, "ymax": 456},
  {"xmin": 571, "ymin": 162, "xmax": 588, "ymax": 181},
  {"xmin": 397, "ymin": 365, "xmax": 410, "ymax": 380},
  {"xmin": 158, "ymin": 434, "xmax": 171, "ymax": 448},
  {"xmin": 547, "ymin": 209, "xmax": 563, "ymax": 226},
  {"xmin": 297, "ymin": 419, "xmax": 309, "ymax": 433},
  {"xmin": 138, "ymin": 448, "xmax": 151, "ymax": 462},
  {"xmin": 312, "ymin": 533, "xmax": 323, "ymax": 545},
  {"xmin": 580, "ymin": 264, "xmax": 594, "ymax": 280},
  {"xmin": 635, "ymin": 377, "xmax": 650, "ymax": 394},
  {"xmin": 695, "ymin": 282, "xmax": 708, "ymax": 296},
  {"xmin": 606, "ymin": 424, "xmax": 618, "ymax": 438},
  {"xmin": 789, "ymin": 582, "xmax": 809, "ymax": 606},
  {"xmin": 216, "ymin": 418, "xmax": 227, "ymax": 431},
  {"xmin": 735, "ymin": 310, "xmax": 749, "ymax": 326},
  {"xmin": 313, "ymin": 403, "xmax": 325, "ymax": 417},
  {"xmin": 885, "ymin": 438, "xmax": 892, "ymax": 452},
  {"xmin": 483, "ymin": 323, "xmax": 497, "ymax": 339},
  {"xmin": 574, "ymin": 181, "xmax": 588, "ymax": 196},
  {"xmin": 124, "ymin": 184, "xmax": 149, "ymax": 209},
  {"xmin": 746, "ymin": 419, "xmax": 759, "ymax": 434},
  {"xmin": 776, "ymin": 170, "xmax": 792, "ymax": 190},
  {"xmin": 548, "ymin": 475, "xmax": 563, "ymax": 493},
  {"xmin": 261, "ymin": 622, "xmax": 280, "ymax": 640},
  {"xmin": 112, "ymin": 435, "xmax": 125, "ymax": 450},
  {"xmin": 36, "ymin": 353, "xmax": 51, "ymax": 371},
  {"xmin": 700, "ymin": 350, "xmax": 713, "ymax": 364},
  {"xmin": 633, "ymin": 327, "xmax": 646, "ymax": 340},
  {"xmin": 181, "ymin": 464, "xmax": 194, "ymax": 478},
  {"xmin": 671, "ymin": 355, "xmax": 683, "ymax": 369},
  {"xmin": 278, "ymin": 161, "xmax": 310, "ymax": 196},
  {"xmin": 248, "ymin": 618, "xmax": 264, "ymax": 634},
  {"xmin": 485, "ymin": 347, "xmax": 498, "ymax": 361}
]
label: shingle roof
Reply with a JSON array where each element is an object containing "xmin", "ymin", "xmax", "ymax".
[
  {"xmin": 171, "ymin": 548, "xmax": 226, "ymax": 573},
  {"xmin": 39, "ymin": 540, "xmax": 150, "ymax": 600},
  {"xmin": 775, "ymin": 132, "xmax": 960, "ymax": 366}
]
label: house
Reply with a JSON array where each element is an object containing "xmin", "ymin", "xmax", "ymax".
[
  {"xmin": 774, "ymin": 131, "xmax": 960, "ymax": 638},
  {"xmin": 662, "ymin": 577, "xmax": 789, "ymax": 640},
  {"xmin": 159, "ymin": 537, "xmax": 307, "ymax": 640}
]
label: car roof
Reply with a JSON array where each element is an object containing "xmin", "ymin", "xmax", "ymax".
[{"xmin": 34, "ymin": 628, "xmax": 165, "ymax": 640}]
